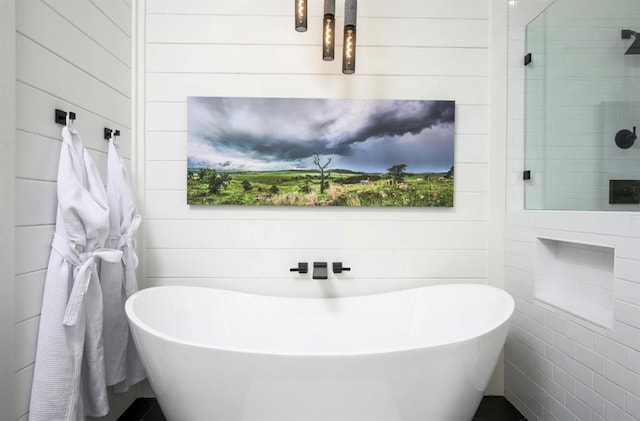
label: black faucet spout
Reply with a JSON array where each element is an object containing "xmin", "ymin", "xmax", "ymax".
[{"xmin": 312, "ymin": 262, "xmax": 328, "ymax": 279}]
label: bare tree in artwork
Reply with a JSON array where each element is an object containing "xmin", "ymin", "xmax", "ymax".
[{"xmin": 313, "ymin": 154, "xmax": 332, "ymax": 194}]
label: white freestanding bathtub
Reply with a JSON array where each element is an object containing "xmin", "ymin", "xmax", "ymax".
[{"xmin": 125, "ymin": 284, "xmax": 514, "ymax": 421}]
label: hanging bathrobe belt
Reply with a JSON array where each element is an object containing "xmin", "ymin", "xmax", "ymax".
[
  {"xmin": 51, "ymin": 234, "xmax": 123, "ymax": 326},
  {"xmin": 108, "ymin": 213, "xmax": 142, "ymax": 298}
]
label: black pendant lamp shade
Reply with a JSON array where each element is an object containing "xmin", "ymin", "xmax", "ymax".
[
  {"xmin": 323, "ymin": 0, "xmax": 336, "ymax": 60},
  {"xmin": 295, "ymin": 0, "xmax": 307, "ymax": 32},
  {"xmin": 342, "ymin": 0, "xmax": 357, "ymax": 74}
]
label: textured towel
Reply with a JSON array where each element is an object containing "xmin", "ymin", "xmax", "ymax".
[
  {"xmin": 101, "ymin": 137, "xmax": 147, "ymax": 391},
  {"xmin": 30, "ymin": 126, "xmax": 118, "ymax": 420}
]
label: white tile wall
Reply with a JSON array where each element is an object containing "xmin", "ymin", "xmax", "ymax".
[
  {"xmin": 522, "ymin": 0, "xmax": 640, "ymax": 211},
  {"xmin": 506, "ymin": 1, "xmax": 640, "ymax": 420},
  {"xmin": 12, "ymin": 0, "xmax": 137, "ymax": 420},
  {"xmin": 535, "ymin": 238, "xmax": 615, "ymax": 327}
]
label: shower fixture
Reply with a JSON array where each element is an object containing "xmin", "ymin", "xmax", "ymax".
[
  {"xmin": 621, "ymin": 29, "xmax": 640, "ymax": 55},
  {"xmin": 615, "ymin": 126, "xmax": 636, "ymax": 149}
]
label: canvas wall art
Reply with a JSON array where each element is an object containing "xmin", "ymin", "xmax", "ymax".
[{"xmin": 187, "ymin": 97, "xmax": 455, "ymax": 207}]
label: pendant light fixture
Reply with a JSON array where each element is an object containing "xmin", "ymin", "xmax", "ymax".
[
  {"xmin": 294, "ymin": 0, "xmax": 357, "ymax": 73},
  {"xmin": 295, "ymin": 0, "xmax": 307, "ymax": 32},
  {"xmin": 322, "ymin": 0, "xmax": 336, "ymax": 60},
  {"xmin": 342, "ymin": 0, "xmax": 357, "ymax": 74}
]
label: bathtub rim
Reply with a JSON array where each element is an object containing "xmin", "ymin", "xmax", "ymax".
[{"xmin": 125, "ymin": 283, "xmax": 514, "ymax": 357}]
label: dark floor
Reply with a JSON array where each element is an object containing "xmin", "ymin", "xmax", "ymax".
[
  {"xmin": 118, "ymin": 396, "xmax": 526, "ymax": 421},
  {"xmin": 472, "ymin": 396, "xmax": 527, "ymax": 421},
  {"xmin": 117, "ymin": 398, "xmax": 166, "ymax": 421}
]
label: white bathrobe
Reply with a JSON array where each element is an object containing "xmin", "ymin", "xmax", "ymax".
[
  {"xmin": 100, "ymin": 138, "xmax": 146, "ymax": 392},
  {"xmin": 30, "ymin": 126, "xmax": 122, "ymax": 421}
]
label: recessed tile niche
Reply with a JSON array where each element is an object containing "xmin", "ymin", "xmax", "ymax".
[{"xmin": 535, "ymin": 237, "xmax": 614, "ymax": 328}]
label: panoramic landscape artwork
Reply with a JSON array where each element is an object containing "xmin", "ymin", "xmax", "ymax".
[{"xmin": 187, "ymin": 97, "xmax": 455, "ymax": 207}]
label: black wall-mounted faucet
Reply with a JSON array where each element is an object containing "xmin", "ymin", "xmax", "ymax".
[
  {"xmin": 290, "ymin": 262, "xmax": 308, "ymax": 274},
  {"xmin": 312, "ymin": 262, "xmax": 328, "ymax": 279},
  {"xmin": 332, "ymin": 262, "xmax": 351, "ymax": 273}
]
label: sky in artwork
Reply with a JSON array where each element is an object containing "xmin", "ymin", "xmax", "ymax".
[{"xmin": 187, "ymin": 97, "xmax": 455, "ymax": 174}]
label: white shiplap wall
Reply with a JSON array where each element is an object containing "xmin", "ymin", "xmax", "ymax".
[
  {"xmin": 1, "ymin": 1, "xmax": 17, "ymax": 419},
  {"xmin": 143, "ymin": 0, "xmax": 497, "ymax": 291},
  {"xmin": 13, "ymin": 1, "xmax": 136, "ymax": 420},
  {"xmin": 141, "ymin": 0, "xmax": 506, "ymax": 390},
  {"xmin": 506, "ymin": 1, "xmax": 640, "ymax": 420}
]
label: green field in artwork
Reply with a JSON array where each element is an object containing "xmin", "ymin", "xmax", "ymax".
[{"xmin": 187, "ymin": 167, "xmax": 453, "ymax": 207}]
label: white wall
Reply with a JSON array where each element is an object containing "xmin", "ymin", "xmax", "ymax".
[
  {"xmin": 141, "ymin": 0, "xmax": 502, "ymax": 287},
  {"xmin": 140, "ymin": 0, "xmax": 507, "ymax": 394},
  {"xmin": 506, "ymin": 1, "xmax": 640, "ymax": 420},
  {"xmin": 0, "ymin": 0, "xmax": 17, "ymax": 418},
  {"xmin": 11, "ymin": 0, "xmax": 136, "ymax": 419}
]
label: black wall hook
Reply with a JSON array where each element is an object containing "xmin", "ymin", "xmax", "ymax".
[
  {"xmin": 104, "ymin": 128, "xmax": 121, "ymax": 141},
  {"xmin": 55, "ymin": 109, "xmax": 76, "ymax": 125}
]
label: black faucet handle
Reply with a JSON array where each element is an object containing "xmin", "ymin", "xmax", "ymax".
[
  {"xmin": 290, "ymin": 262, "xmax": 308, "ymax": 274},
  {"xmin": 332, "ymin": 262, "xmax": 351, "ymax": 273}
]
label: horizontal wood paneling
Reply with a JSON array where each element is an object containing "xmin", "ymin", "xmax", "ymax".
[
  {"xmin": 147, "ymin": 0, "xmax": 489, "ymax": 20},
  {"xmin": 17, "ymin": 0, "xmax": 130, "ymax": 97},
  {"xmin": 14, "ymin": 131, "xmax": 118, "ymax": 187},
  {"xmin": 14, "ymin": 317, "xmax": 39, "ymax": 371},
  {"xmin": 457, "ymin": 105, "xmax": 490, "ymax": 134},
  {"xmin": 17, "ymin": 35, "xmax": 131, "ymax": 127},
  {"xmin": 147, "ymin": 15, "xmax": 488, "ymax": 48},
  {"xmin": 13, "ymin": 365, "xmax": 33, "ymax": 421},
  {"xmin": 0, "ymin": 1, "xmax": 15, "ymax": 419},
  {"xmin": 89, "ymin": 0, "xmax": 132, "ymax": 36},
  {"xmin": 15, "ymin": 180, "xmax": 56, "ymax": 227},
  {"xmin": 15, "ymin": 131, "xmax": 61, "ymax": 181},
  {"xmin": 42, "ymin": 0, "xmax": 131, "ymax": 65},
  {"xmin": 457, "ymin": 135, "xmax": 490, "ymax": 163},
  {"xmin": 146, "ymin": 44, "xmax": 489, "ymax": 76},
  {"xmin": 16, "ymin": 83, "xmax": 132, "ymax": 158},
  {"xmin": 145, "ymin": 219, "xmax": 488, "ymax": 250},
  {"xmin": 145, "ymin": 73, "xmax": 489, "ymax": 104},
  {"xmin": 14, "ymin": 271, "xmax": 46, "ymax": 323},
  {"xmin": 145, "ymin": 249, "xmax": 488, "ymax": 279},
  {"xmin": 140, "ymin": 0, "xmax": 493, "ymax": 307},
  {"xmin": 14, "ymin": 225, "xmax": 54, "ymax": 276}
]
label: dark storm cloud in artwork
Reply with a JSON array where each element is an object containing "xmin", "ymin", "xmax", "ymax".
[{"xmin": 187, "ymin": 97, "xmax": 455, "ymax": 174}]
